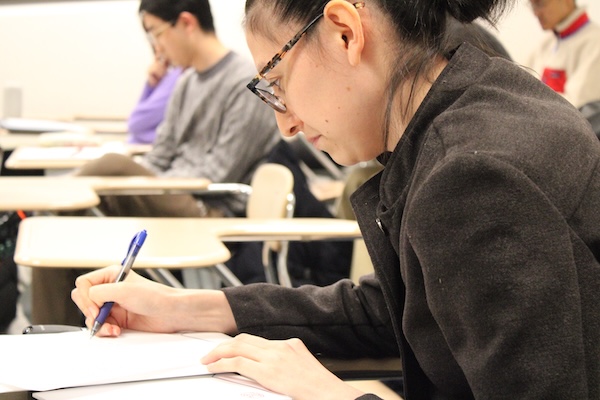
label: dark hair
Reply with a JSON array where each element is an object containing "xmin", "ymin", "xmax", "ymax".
[
  {"xmin": 445, "ymin": 19, "xmax": 512, "ymax": 61},
  {"xmin": 139, "ymin": 0, "xmax": 215, "ymax": 34},
  {"xmin": 244, "ymin": 0, "xmax": 514, "ymax": 148}
]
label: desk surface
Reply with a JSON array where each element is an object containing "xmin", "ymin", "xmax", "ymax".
[
  {"xmin": 15, "ymin": 216, "xmax": 361, "ymax": 269},
  {"xmin": 4, "ymin": 143, "xmax": 145, "ymax": 170},
  {"xmin": 0, "ymin": 130, "xmax": 128, "ymax": 152},
  {"xmin": 0, "ymin": 178, "xmax": 100, "ymax": 211},
  {"xmin": 0, "ymin": 176, "xmax": 211, "ymax": 212}
]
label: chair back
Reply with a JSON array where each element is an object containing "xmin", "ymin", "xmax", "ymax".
[
  {"xmin": 246, "ymin": 163, "xmax": 295, "ymax": 286},
  {"xmin": 247, "ymin": 163, "xmax": 295, "ymax": 219}
]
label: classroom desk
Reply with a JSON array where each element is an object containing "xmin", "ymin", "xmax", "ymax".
[
  {"xmin": 0, "ymin": 132, "xmax": 42, "ymax": 151},
  {"xmin": 14, "ymin": 216, "xmax": 361, "ymax": 269},
  {"xmin": 4, "ymin": 143, "xmax": 149, "ymax": 170},
  {"xmin": 0, "ymin": 177, "xmax": 100, "ymax": 212},
  {"xmin": 0, "ymin": 130, "xmax": 129, "ymax": 152},
  {"xmin": 0, "ymin": 176, "xmax": 211, "ymax": 212},
  {"xmin": 86, "ymin": 176, "xmax": 211, "ymax": 196}
]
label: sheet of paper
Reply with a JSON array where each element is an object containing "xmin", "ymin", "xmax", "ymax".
[
  {"xmin": 0, "ymin": 330, "xmax": 231, "ymax": 391},
  {"xmin": 32, "ymin": 374, "xmax": 291, "ymax": 400}
]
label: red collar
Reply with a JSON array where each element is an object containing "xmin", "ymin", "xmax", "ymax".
[{"xmin": 555, "ymin": 12, "xmax": 589, "ymax": 39}]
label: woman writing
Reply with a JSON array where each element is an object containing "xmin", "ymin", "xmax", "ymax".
[{"xmin": 72, "ymin": 0, "xmax": 600, "ymax": 398}]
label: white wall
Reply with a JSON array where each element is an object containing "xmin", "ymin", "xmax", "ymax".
[
  {"xmin": 0, "ymin": 0, "xmax": 598, "ymax": 120},
  {"xmin": 0, "ymin": 0, "xmax": 247, "ymax": 120}
]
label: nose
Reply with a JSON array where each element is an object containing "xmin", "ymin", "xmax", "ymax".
[{"xmin": 275, "ymin": 108, "xmax": 303, "ymax": 138}]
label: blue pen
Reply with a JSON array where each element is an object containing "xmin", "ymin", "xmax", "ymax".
[{"xmin": 89, "ymin": 229, "xmax": 147, "ymax": 338}]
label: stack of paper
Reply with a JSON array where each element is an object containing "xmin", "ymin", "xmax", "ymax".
[{"xmin": 0, "ymin": 330, "xmax": 291, "ymax": 400}]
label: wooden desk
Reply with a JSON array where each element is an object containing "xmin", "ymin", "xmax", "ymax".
[
  {"xmin": 0, "ymin": 177, "xmax": 100, "ymax": 212},
  {"xmin": 84, "ymin": 176, "xmax": 211, "ymax": 196},
  {"xmin": 0, "ymin": 176, "xmax": 211, "ymax": 212},
  {"xmin": 14, "ymin": 216, "xmax": 361, "ymax": 269},
  {"xmin": 0, "ymin": 130, "xmax": 128, "ymax": 152},
  {"xmin": 4, "ymin": 143, "xmax": 144, "ymax": 170},
  {"xmin": 0, "ymin": 133, "xmax": 42, "ymax": 151}
]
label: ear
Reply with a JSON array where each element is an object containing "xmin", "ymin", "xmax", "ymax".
[
  {"xmin": 322, "ymin": 0, "xmax": 365, "ymax": 67},
  {"xmin": 178, "ymin": 11, "xmax": 200, "ymax": 33}
]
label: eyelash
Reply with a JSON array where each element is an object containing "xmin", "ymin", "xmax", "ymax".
[{"xmin": 267, "ymin": 79, "xmax": 281, "ymax": 89}]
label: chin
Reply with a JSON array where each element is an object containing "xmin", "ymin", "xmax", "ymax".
[{"xmin": 327, "ymin": 152, "xmax": 359, "ymax": 168}]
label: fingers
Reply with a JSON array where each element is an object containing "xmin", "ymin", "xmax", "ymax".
[
  {"xmin": 71, "ymin": 265, "xmax": 120, "ymax": 321},
  {"xmin": 202, "ymin": 334, "xmax": 307, "ymax": 372},
  {"xmin": 83, "ymin": 313, "xmax": 122, "ymax": 337},
  {"xmin": 200, "ymin": 334, "xmax": 348, "ymax": 399},
  {"xmin": 71, "ymin": 266, "xmax": 143, "ymax": 330}
]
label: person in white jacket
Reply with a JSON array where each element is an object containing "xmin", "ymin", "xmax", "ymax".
[{"xmin": 527, "ymin": 0, "xmax": 600, "ymax": 108}]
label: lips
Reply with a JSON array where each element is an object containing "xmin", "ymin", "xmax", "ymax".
[{"xmin": 305, "ymin": 135, "xmax": 320, "ymax": 148}]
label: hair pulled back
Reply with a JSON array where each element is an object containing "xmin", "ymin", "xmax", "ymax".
[
  {"xmin": 245, "ymin": 0, "xmax": 514, "ymax": 148},
  {"xmin": 245, "ymin": 0, "xmax": 511, "ymax": 50}
]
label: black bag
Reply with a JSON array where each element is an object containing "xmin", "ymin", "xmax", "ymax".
[{"xmin": 0, "ymin": 211, "xmax": 22, "ymax": 333}]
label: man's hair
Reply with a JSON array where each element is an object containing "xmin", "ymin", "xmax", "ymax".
[{"xmin": 139, "ymin": 0, "xmax": 215, "ymax": 33}]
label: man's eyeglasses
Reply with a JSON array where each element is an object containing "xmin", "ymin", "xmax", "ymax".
[
  {"xmin": 146, "ymin": 20, "xmax": 176, "ymax": 46},
  {"xmin": 247, "ymin": 2, "xmax": 365, "ymax": 113}
]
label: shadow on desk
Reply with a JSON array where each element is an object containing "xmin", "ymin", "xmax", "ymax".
[
  {"xmin": 0, "ymin": 391, "xmax": 35, "ymax": 400},
  {"xmin": 1, "ymin": 149, "xmax": 43, "ymax": 176}
]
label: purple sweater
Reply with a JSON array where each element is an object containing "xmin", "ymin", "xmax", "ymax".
[{"xmin": 126, "ymin": 67, "xmax": 183, "ymax": 144}]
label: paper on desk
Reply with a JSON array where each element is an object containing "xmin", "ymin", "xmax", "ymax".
[
  {"xmin": 32, "ymin": 374, "xmax": 291, "ymax": 400},
  {"xmin": 0, "ymin": 330, "xmax": 231, "ymax": 391}
]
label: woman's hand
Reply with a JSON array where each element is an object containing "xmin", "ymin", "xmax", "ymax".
[
  {"xmin": 71, "ymin": 265, "xmax": 181, "ymax": 336},
  {"xmin": 71, "ymin": 265, "xmax": 238, "ymax": 337},
  {"xmin": 201, "ymin": 334, "xmax": 365, "ymax": 400}
]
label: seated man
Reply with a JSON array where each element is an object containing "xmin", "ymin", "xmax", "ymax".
[
  {"xmin": 526, "ymin": 0, "xmax": 600, "ymax": 108},
  {"xmin": 30, "ymin": 0, "xmax": 280, "ymax": 326}
]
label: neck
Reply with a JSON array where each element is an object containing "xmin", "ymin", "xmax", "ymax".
[
  {"xmin": 554, "ymin": 7, "xmax": 588, "ymax": 39},
  {"xmin": 387, "ymin": 55, "xmax": 449, "ymax": 151},
  {"xmin": 191, "ymin": 33, "xmax": 229, "ymax": 72}
]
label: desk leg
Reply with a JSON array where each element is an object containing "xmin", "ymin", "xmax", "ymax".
[{"xmin": 145, "ymin": 269, "xmax": 184, "ymax": 289}]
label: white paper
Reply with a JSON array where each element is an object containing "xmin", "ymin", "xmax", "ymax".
[
  {"xmin": 0, "ymin": 118, "xmax": 90, "ymax": 133},
  {"xmin": 0, "ymin": 330, "xmax": 231, "ymax": 391},
  {"xmin": 32, "ymin": 374, "xmax": 291, "ymax": 400}
]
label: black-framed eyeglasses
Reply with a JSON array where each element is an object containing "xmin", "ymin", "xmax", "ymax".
[{"xmin": 247, "ymin": 2, "xmax": 365, "ymax": 113}]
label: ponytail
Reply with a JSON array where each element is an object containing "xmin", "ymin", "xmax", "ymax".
[
  {"xmin": 443, "ymin": 0, "xmax": 512, "ymax": 25},
  {"xmin": 380, "ymin": 0, "xmax": 513, "ymax": 48}
]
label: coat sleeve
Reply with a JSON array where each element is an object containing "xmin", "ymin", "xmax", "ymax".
[{"xmin": 222, "ymin": 275, "xmax": 398, "ymax": 359}]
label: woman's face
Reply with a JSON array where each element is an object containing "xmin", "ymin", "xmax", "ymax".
[{"xmin": 245, "ymin": 17, "xmax": 387, "ymax": 166}]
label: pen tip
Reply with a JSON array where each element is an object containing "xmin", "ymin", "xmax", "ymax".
[{"xmin": 89, "ymin": 321, "xmax": 101, "ymax": 338}]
